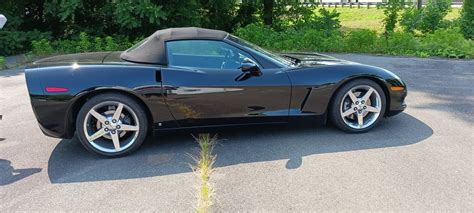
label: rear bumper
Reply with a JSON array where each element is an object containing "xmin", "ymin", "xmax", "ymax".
[
  {"xmin": 37, "ymin": 122, "xmax": 73, "ymax": 139},
  {"xmin": 29, "ymin": 96, "xmax": 75, "ymax": 139}
]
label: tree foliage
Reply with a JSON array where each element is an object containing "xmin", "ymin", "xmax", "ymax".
[
  {"xmin": 0, "ymin": 0, "xmax": 470, "ymax": 57},
  {"xmin": 461, "ymin": 0, "xmax": 474, "ymax": 39},
  {"xmin": 383, "ymin": 0, "xmax": 404, "ymax": 34},
  {"xmin": 0, "ymin": 0, "xmax": 238, "ymax": 55},
  {"xmin": 400, "ymin": 0, "xmax": 452, "ymax": 34}
]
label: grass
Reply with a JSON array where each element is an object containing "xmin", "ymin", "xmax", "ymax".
[
  {"xmin": 191, "ymin": 134, "xmax": 217, "ymax": 213},
  {"xmin": 327, "ymin": 7, "xmax": 462, "ymax": 33}
]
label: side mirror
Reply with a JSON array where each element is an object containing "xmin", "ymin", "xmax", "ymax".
[{"xmin": 239, "ymin": 58, "xmax": 262, "ymax": 77}]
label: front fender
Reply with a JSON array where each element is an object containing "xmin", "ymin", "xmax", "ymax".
[{"xmin": 286, "ymin": 64, "xmax": 407, "ymax": 116}]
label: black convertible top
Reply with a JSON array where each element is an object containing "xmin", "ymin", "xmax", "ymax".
[{"xmin": 120, "ymin": 27, "xmax": 228, "ymax": 65}]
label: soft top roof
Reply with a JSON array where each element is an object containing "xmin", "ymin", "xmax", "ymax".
[{"xmin": 120, "ymin": 27, "xmax": 228, "ymax": 65}]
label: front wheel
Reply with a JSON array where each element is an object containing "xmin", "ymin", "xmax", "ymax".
[
  {"xmin": 329, "ymin": 79, "xmax": 386, "ymax": 133},
  {"xmin": 76, "ymin": 93, "xmax": 148, "ymax": 157}
]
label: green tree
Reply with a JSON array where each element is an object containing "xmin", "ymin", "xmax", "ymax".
[
  {"xmin": 0, "ymin": 0, "xmax": 52, "ymax": 55},
  {"xmin": 418, "ymin": 0, "xmax": 452, "ymax": 33},
  {"xmin": 43, "ymin": 0, "xmax": 167, "ymax": 36},
  {"xmin": 158, "ymin": 0, "xmax": 202, "ymax": 28},
  {"xmin": 199, "ymin": 0, "xmax": 237, "ymax": 32},
  {"xmin": 400, "ymin": 0, "xmax": 452, "ymax": 34},
  {"xmin": 460, "ymin": 0, "xmax": 474, "ymax": 39},
  {"xmin": 383, "ymin": 0, "xmax": 404, "ymax": 34},
  {"xmin": 234, "ymin": 0, "xmax": 259, "ymax": 28},
  {"xmin": 263, "ymin": 0, "xmax": 274, "ymax": 26}
]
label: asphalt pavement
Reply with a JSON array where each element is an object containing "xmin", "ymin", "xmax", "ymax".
[{"xmin": 1, "ymin": 54, "xmax": 473, "ymax": 211}]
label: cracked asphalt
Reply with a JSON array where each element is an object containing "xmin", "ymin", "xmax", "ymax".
[{"xmin": 1, "ymin": 54, "xmax": 473, "ymax": 211}]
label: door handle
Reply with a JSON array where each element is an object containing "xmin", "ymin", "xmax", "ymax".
[{"xmin": 155, "ymin": 70, "xmax": 162, "ymax": 82}]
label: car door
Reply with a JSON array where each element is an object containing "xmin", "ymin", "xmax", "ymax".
[{"xmin": 161, "ymin": 39, "xmax": 291, "ymax": 127}]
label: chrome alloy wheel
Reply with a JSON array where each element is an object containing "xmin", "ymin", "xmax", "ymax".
[
  {"xmin": 83, "ymin": 101, "xmax": 140, "ymax": 153},
  {"xmin": 340, "ymin": 85, "xmax": 382, "ymax": 129}
]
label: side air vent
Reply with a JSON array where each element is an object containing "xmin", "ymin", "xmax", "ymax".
[{"xmin": 155, "ymin": 70, "xmax": 162, "ymax": 82}]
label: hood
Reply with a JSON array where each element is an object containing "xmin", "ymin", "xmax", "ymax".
[
  {"xmin": 280, "ymin": 52, "xmax": 356, "ymax": 66},
  {"xmin": 30, "ymin": 52, "xmax": 113, "ymax": 68}
]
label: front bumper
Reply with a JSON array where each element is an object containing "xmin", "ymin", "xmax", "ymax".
[{"xmin": 386, "ymin": 86, "xmax": 407, "ymax": 117}]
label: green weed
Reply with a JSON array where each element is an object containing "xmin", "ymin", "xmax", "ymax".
[{"xmin": 191, "ymin": 134, "xmax": 218, "ymax": 213}]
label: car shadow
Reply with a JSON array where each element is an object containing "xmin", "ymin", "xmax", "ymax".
[
  {"xmin": 330, "ymin": 53, "xmax": 474, "ymax": 124},
  {"xmin": 48, "ymin": 112, "xmax": 432, "ymax": 184}
]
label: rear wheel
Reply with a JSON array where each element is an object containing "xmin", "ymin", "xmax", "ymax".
[
  {"xmin": 329, "ymin": 79, "xmax": 386, "ymax": 133},
  {"xmin": 76, "ymin": 93, "xmax": 148, "ymax": 157}
]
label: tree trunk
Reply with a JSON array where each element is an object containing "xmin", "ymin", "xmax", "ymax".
[
  {"xmin": 263, "ymin": 0, "xmax": 274, "ymax": 26},
  {"xmin": 417, "ymin": 0, "xmax": 423, "ymax": 9}
]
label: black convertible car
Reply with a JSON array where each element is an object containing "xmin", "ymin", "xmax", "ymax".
[{"xmin": 25, "ymin": 27, "xmax": 407, "ymax": 157}]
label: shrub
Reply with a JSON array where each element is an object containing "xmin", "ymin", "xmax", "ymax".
[
  {"xmin": 419, "ymin": 28, "xmax": 474, "ymax": 58},
  {"xmin": 235, "ymin": 23, "xmax": 280, "ymax": 48},
  {"xmin": 0, "ymin": 30, "xmax": 51, "ymax": 56},
  {"xmin": 53, "ymin": 39, "xmax": 77, "ymax": 54},
  {"xmin": 345, "ymin": 29, "xmax": 378, "ymax": 52},
  {"xmin": 235, "ymin": 23, "xmax": 344, "ymax": 53},
  {"xmin": 384, "ymin": 31, "xmax": 421, "ymax": 55},
  {"xmin": 30, "ymin": 32, "xmax": 131, "ymax": 55},
  {"xmin": 460, "ymin": 0, "xmax": 474, "ymax": 39},
  {"xmin": 236, "ymin": 23, "xmax": 473, "ymax": 58},
  {"xmin": 76, "ymin": 32, "xmax": 92, "ymax": 52},
  {"xmin": 0, "ymin": 56, "xmax": 6, "ymax": 69},
  {"xmin": 31, "ymin": 39, "xmax": 54, "ymax": 55},
  {"xmin": 298, "ymin": 29, "xmax": 333, "ymax": 51},
  {"xmin": 0, "ymin": 31, "xmax": 27, "ymax": 56},
  {"xmin": 104, "ymin": 36, "xmax": 119, "ymax": 51},
  {"xmin": 93, "ymin": 37, "xmax": 104, "ymax": 51}
]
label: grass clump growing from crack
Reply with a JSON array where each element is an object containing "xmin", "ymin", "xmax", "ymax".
[{"xmin": 192, "ymin": 134, "xmax": 217, "ymax": 213}]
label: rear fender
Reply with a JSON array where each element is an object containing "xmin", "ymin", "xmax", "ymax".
[{"xmin": 25, "ymin": 64, "xmax": 176, "ymax": 138}]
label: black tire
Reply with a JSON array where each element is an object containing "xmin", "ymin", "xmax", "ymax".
[
  {"xmin": 76, "ymin": 93, "xmax": 148, "ymax": 157},
  {"xmin": 329, "ymin": 79, "xmax": 386, "ymax": 133}
]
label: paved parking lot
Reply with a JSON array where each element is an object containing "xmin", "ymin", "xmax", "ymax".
[{"xmin": 1, "ymin": 54, "xmax": 473, "ymax": 211}]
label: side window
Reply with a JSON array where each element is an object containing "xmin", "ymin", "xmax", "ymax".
[{"xmin": 166, "ymin": 40, "xmax": 256, "ymax": 70}]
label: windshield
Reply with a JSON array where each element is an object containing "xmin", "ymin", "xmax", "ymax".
[{"xmin": 227, "ymin": 35, "xmax": 293, "ymax": 67}]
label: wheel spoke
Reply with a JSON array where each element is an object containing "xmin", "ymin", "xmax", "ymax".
[
  {"xmin": 85, "ymin": 101, "xmax": 141, "ymax": 153},
  {"xmin": 366, "ymin": 105, "xmax": 380, "ymax": 113},
  {"xmin": 342, "ymin": 108, "xmax": 356, "ymax": 117},
  {"xmin": 87, "ymin": 128, "xmax": 107, "ymax": 142},
  {"xmin": 112, "ymin": 103, "xmax": 124, "ymax": 121},
  {"xmin": 362, "ymin": 88, "xmax": 374, "ymax": 102},
  {"xmin": 111, "ymin": 132, "xmax": 121, "ymax": 151},
  {"xmin": 357, "ymin": 113, "xmax": 364, "ymax": 127},
  {"xmin": 347, "ymin": 90, "xmax": 358, "ymax": 103},
  {"xmin": 89, "ymin": 109, "xmax": 107, "ymax": 124},
  {"xmin": 120, "ymin": 124, "xmax": 139, "ymax": 131}
]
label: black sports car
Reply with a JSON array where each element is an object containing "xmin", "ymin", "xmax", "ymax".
[{"xmin": 25, "ymin": 27, "xmax": 407, "ymax": 157}]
